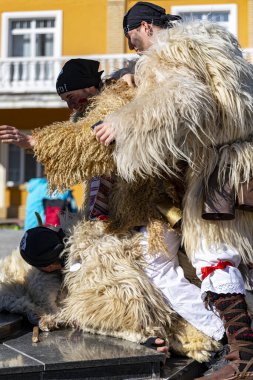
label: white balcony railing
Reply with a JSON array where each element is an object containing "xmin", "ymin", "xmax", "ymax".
[
  {"xmin": 0, "ymin": 54, "xmax": 135, "ymax": 94},
  {"xmin": 0, "ymin": 49, "xmax": 252, "ymax": 94}
]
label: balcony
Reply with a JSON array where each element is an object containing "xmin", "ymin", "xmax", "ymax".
[
  {"xmin": 0, "ymin": 50, "xmax": 252, "ymax": 109},
  {"xmin": 0, "ymin": 54, "xmax": 135, "ymax": 109}
]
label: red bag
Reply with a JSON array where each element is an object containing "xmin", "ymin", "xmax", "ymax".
[{"xmin": 43, "ymin": 199, "xmax": 71, "ymax": 227}]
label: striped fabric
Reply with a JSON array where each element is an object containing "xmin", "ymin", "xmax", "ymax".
[{"xmin": 89, "ymin": 176, "xmax": 114, "ymax": 221}]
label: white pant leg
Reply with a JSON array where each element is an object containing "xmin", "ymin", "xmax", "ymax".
[
  {"xmin": 192, "ymin": 240, "xmax": 245, "ymax": 299},
  {"xmin": 140, "ymin": 227, "xmax": 225, "ymax": 341}
]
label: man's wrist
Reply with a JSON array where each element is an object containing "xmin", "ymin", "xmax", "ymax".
[{"xmin": 25, "ymin": 135, "xmax": 35, "ymax": 150}]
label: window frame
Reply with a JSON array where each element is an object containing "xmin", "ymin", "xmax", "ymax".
[
  {"xmin": 171, "ymin": 4, "xmax": 238, "ymax": 37},
  {"xmin": 6, "ymin": 133, "xmax": 43, "ymax": 186},
  {"xmin": 1, "ymin": 10, "xmax": 63, "ymax": 58}
]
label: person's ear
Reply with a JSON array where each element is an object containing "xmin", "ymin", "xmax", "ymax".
[{"xmin": 142, "ymin": 21, "xmax": 153, "ymax": 36}]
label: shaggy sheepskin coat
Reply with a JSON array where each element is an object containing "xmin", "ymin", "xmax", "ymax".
[
  {"xmin": 24, "ymin": 81, "xmax": 221, "ymax": 361},
  {"xmin": 6, "ymin": 21, "xmax": 247, "ymax": 361},
  {"xmin": 0, "ymin": 249, "xmax": 62, "ymax": 324},
  {"xmin": 108, "ymin": 22, "xmax": 253, "ymax": 264}
]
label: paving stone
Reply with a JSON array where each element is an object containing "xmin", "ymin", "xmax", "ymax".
[
  {"xmin": 0, "ymin": 230, "xmax": 24, "ymax": 259},
  {"xmin": 3, "ymin": 329, "xmax": 164, "ymax": 379},
  {"xmin": 0, "ymin": 313, "xmax": 23, "ymax": 340}
]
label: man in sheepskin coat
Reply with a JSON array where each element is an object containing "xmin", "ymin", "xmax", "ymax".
[
  {"xmin": 0, "ymin": 58, "xmax": 227, "ymax": 360},
  {"xmin": 94, "ymin": 2, "xmax": 253, "ymax": 379}
]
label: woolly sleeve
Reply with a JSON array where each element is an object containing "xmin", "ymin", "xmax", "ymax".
[
  {"xmin": 110, "ymin": 74, "xmax": 217, "ymax": 181},
  {"xmin": 33, "ymin": 120, "xmax": 115, "ymax": 192}
]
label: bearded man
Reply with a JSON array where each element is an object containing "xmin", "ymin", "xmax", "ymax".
[{"xmin": 95, "ymin": 2, "xmax": 253, "ymax": 379}]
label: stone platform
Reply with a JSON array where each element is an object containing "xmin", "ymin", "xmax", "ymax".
[
  {"xmin": 0, "ymin": 313, "xmax": 205, "ymax": 379},
  {"xmin": 0, "ymin": 313, "xmax": 23, "ymax": 340}
]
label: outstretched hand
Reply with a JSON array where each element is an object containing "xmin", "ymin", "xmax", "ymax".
[
  {"xmin": 94, "ymin": 122, "xmax": 115, "ymax": 146},
  {"xmin": 0, "ymin": 125, "xmax": 35, "ymax": 149}
]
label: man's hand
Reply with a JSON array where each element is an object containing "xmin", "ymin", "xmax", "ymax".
[
  {"xmin": 94, "ymin": 122, "xmax": 115, "ymax": 146},
  {"xmin": 0, "ymin": 125, "xmax": 35, "ymax": 149},
  {"xmin": 121, "ymin": 73, "xmax": 135, "ymax": 87}
]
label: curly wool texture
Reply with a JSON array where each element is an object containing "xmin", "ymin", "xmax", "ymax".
[
  {"xmin": 3, "ymin": 55, "xmax": 221, "ymax": 362},
  {"xmin": 170, "ymin": 317, "xmax": 221, "ymax": 363},
  {"xmin": 0, "ymin": 249, "xmax": 62, "ymax": 323},
  {"xmin": 110, "ymin": 21, "xmax": 253, "ymax": 260},
  {"xmin": 54, "ymin": 221, "xmax": 173, "ymax": 340},
  {"xmin": 112, "ymin": 22, "xmax": 253, "ymax": 185},
  {"xmin": 107, "ymin": 176, "xmax": 167, "ymax": 234},
  {"xmin": 33, "ymin": 81, "xmax": 135, "ymax": 192},
  {"xmin": 183, "ymin": 171, "xmax": 253, "ymax": 262},
  {"xmin": 38, "ymin": 219, "xmax": 220, "ymax": 362}
]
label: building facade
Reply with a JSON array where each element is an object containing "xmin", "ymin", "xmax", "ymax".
[{"xmin": 0, "ymin": 0, "xmax": 251, "ymax": 221}]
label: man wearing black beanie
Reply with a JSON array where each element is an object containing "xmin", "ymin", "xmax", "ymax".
[
  {"xmin": 56, "ymin": 59, "xmax": 103, "ymax": 113},
  {"xmin": 20, "ymin": 226, "xmax": 66, "ymax": 272},
  {"xmin": 0, "ymin": 58, "xmax": 103, "ymax": 148}
]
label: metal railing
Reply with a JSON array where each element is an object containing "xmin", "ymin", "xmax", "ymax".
[{"xmin": 0, "ymin": 50, "xmax": 252, "ymax": 94}]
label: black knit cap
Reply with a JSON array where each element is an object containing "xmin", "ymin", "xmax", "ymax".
[
  {"xmin": 123, "ymin": 1, "xmax": 181, "ymax": 35},
  {"xmin": 56, "ymin": 59, "xmax": 103, "ymax": 95},
  {"xmin": 20, "ymin": 227, "xmax": 65, "ymax": 268}
]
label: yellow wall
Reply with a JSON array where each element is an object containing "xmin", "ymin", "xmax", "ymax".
[
  {"xmin": 5, "ymin": 185, "xmax": 27, "ymax": 208},
  {"xmin": 0, "ymin": 0, "xmax": 108, "ymax": 55},
  {"xmin": 1, "ymin": 106, "xmax": 83, "ymax": 214},
  {"xmin": 5, "ymin": 183, "xmax": 83, "ymax": 219},
  {"xmin": 126, "ymin": 0, "xmax": 248, "ymax": 48},
  {"xmin": 0, "ymin": 108, "xmax": 70, "ymax": 130},
  {"xmin": 5, "ymin": 184, "xmax": 83, "ymax": 209}
]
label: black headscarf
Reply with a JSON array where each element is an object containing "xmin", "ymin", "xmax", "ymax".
[
  {"xmin": 123, "ymin": 1, "xmax": 181, "ymax": 35},
  {"xmin": 56, "ymin": 59, "xmax": 103, "ymax": 95}
]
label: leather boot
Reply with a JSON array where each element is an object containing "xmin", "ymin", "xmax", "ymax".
[{"xmin": 195, "ymin": 294, "xmax": 253, "ymax": 380}]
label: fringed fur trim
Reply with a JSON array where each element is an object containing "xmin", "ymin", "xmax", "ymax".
[
  {"xmin": 112, "ymin": 66, "xmax": 216, "ymax": 180},
  {"xmin": 0, "ymin": 249, "xmax": 61, "ymax": 321},
  {"xmin": 217, "ymin": 141, "xmax": 253, "ymax": 191},
  {"xmin": 147, "ymin": 219, "xmax": 179, "ymax": 258},
  {"xmin": 0, "ymin": 243, "xmax": 219, "ymax": 361},
  {"xmin": 170, "ymin": 317, "xmax": 221, "ymax": 363},
  {"xmin": 0, "ymin": 248, "xmax": 31, "ymax": 284},
  {"xmin": 106, "ymin": 176, "xmax": 166, "ymax": 233},
  {"xmin": 111, "ymin": 21, "xmax": 253, "ymax": 181},
  {"xmin": 33, "ymin": 81, "xmax": 135, "ymax": 192},
  {"xmin": 38, "ymin": 220, "xmax": 219, "ymax": 362},
  {"xmin": 183, "ymin": 172, "xmax": 253, "ymax": 262},
  {"xmin": 54, "ymin": 220, "xmax": 174, "ymax": 342},
  {"xmin": 33, "ymin": 120, "xmax": 115, "ymax": 193}
]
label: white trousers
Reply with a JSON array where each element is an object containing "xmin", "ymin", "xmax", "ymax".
[
  {"xmin": 192, "ymin": 240, "xmax": 245, "ymax": 299},
  {"xmin": 140, "ymin": 227, "xmax": 225, "ymax": 341}
]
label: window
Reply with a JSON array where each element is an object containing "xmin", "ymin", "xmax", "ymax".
[
  {"xmin": 9, "ymin": 17, "xmax": 55, "ymax": 58},
  {"xmin": 7, "ymin": 143, "xmax": 43, "ymax": 186},
  {"xmin": 1, "ymin": 11, "xmax": 62, "ymax": 82},
  {"xmin": 171, "ymin": 4, "xmax": 238, "ymax": 36}
]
